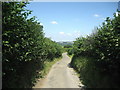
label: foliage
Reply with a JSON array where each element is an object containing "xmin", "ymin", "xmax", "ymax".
[
  {"xmin": 63, "ymin": 45, "xmax": 72, "ymax": 55},
  {"xmin": 67, "ymin": 48, "xmax": 73, "ymax": 55},
  {"xmin": 2, "ymin": 2, "xmax": 62, "ymax": 88},
  {"xmin": 40, "ymin": 57, "xmax": 62, "ymax": 78},
  {"xmin": 43, "ymin": 37, "xmax": 63, "ymax": 60},
  {"xmin": 71, "ymin": 12, "xmax": 120, "ymax": 88},
  {"xmin": 64, "ymin": 45, "xmax": 72, "ymax": 48}
]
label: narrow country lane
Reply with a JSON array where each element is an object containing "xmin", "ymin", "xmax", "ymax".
[{"xmin": 34, "ymin": 52, "xmax": 84, "ymax": 88}]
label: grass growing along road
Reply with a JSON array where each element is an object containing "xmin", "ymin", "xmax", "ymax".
[
  {"xmin": 33, "ymin": 57, "xmax": 62, "ymax": 88},
  {"xmin": 40, "ymin": 57, "xmax": 62, "ymax": 78},
  {"xmin": 33, "ymin": 52, "xmax": 84, "ymax": 88}
]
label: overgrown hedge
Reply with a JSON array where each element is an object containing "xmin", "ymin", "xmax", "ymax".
[
  {"xmin": 2, "ymin": 2, "xmax": 63, "ymax": 88},
  {"xmin": 63, "ymin": 45, "xmax": 73, "ymax": 55},
  {"xmin": 71, "ymin": 12, "xmax": 120, "ymax": 88}
]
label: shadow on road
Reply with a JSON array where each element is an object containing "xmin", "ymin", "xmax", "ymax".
[
  {"xmin": 67, "ymin": 63, "xmax": 86, "ymax": 89},
  {"xmin": 67, "ymin": 63, "xmax": 71, "ymax": 68}
]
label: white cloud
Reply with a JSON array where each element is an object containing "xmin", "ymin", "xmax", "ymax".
[
  {"xmin": 72, "ymin": 30, "xmax": 81, "ymax": 37},
  {"xmin": 59, "ymin": 32, "xmax": 72, "ymax": 36},
  {"xmin": 59, "ymin": 31, "xmax": 81, "ymax": 38},
  {"xmin": 67, "ymin": 33, "xmax": 72, "ymax": 36},
  {"xmin": 101, "ymin": 18, "xmax": 106, "ymax": 20},
  {"xmin": 59, "ymin": 32, "xmax": 65, "ymax": 35},
  {"xmin": 94, "ymin": 14, "xmax": 100, "ymax": 17},
  {"xmin": 77, "ymin": 33, "xmax": 80, "ymax": 36},
  {"xmin": 74, "ymin": 30, "xmax": 80, "ymax": 34},
  {"xmin": 94, "ymin": 14, "xmax": 106, "ymax": 21},
  {"xmin": 50, "ymin": 21, "xmax": 58, "ymax": 24}
]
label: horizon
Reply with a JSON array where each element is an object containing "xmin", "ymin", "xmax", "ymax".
[{"xmin": 26, "ymin": 2, "xmax": 118, "ymax": 42}]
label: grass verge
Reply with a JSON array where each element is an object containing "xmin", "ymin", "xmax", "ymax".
[
  {"xmin": 40, "ymin": 57, "xmax": 62, "ymax": 78},
  {"xmin": 33, "ymin": 57, "xmax": 62, "ymax": 87}
]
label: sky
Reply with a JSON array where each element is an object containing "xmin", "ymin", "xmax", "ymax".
[{"xmin": 26, "ymin": 2, "xmax": 118, "ymax": 42}]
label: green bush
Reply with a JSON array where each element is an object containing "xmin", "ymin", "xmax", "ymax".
[
  {"xmin": 43, "ymin": 37, "xmax": 63, "ymax": 60},
  {"xmin": 63, "ymin": 45, "xmax": 73, "ymax": 55},
  {"xmin": 67, "ymin": 48, "xmax": 73, "ymax": 55},
  {"xmin": 71, "ymin": 12, "xmax": 120, "ymax": 88},
  {"xmin": 2, "ymin": 2, "xmax": 63, "ymax": 88}
]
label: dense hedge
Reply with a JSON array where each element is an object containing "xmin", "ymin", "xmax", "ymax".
[
  {"xmin": 2, "ymin": 2, "xmax": 63, "ymax": 88},
  {"xmin": 63, "ymin": 45, "xmax": 73, "ymax": 55},
  {"xmin": 71, "ymin": 12, "xmax": 120, "ymax": 88}
]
